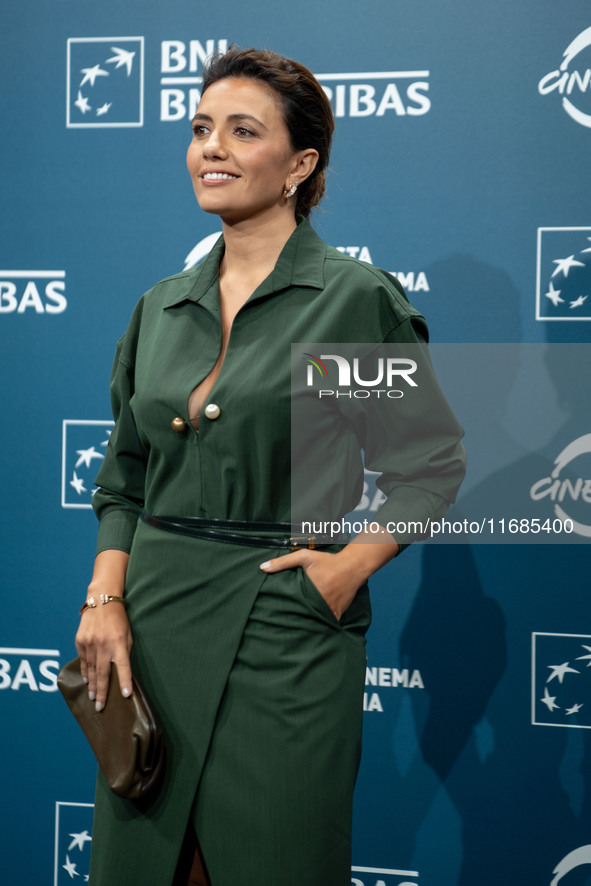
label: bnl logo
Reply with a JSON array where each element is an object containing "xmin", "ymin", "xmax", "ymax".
[
  {"xmin": 351, "ymin": 867, "xmax": 419, "ymax": 886},
  {"xmin": 67, "ymin": 37, "xmax": 144, "ymax": 128},
  {"xmin": 536, "ymin": 227, "xmax": 591, "ymax": 321},
  {"xmin": 54, "ymin": 802, "xmax": 94, "ymax": 885},
  {"xmin": 532, "ymin": 632, "xmax": 591, "ymax": 728},
  {"xmin": 61, "ymin": 420, "xmax": 114, "ymax": 508}
]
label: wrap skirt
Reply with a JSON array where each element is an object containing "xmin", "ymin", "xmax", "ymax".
[{"xmin": 89, "ymin": 519, "xmax": 371, "ymax": 885}]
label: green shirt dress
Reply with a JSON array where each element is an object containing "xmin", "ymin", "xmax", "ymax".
[{"xmin": 88, "ymin": 219, "xmax": 466, "ymax": 886}]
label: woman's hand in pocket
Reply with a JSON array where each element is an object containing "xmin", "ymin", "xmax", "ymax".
[
  {"xmin": 260, "ymin": 528, "xmax": 399, "ymax": 620},
  {"xmin": 260, "ymin": 549, "xmax": 361, "ymax": 620}
]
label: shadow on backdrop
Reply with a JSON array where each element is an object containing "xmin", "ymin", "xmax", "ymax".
[{"xmin": 399, "ymin": 254, "xmax": 591, "ymax": 884}]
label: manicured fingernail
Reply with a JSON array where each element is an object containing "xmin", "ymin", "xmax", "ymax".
[
  {"xmin": 88, "ymin": 691, "xmax": 96, "ymax": 701},
  {"xmin": 122, "ymin": 686, "xmax": 131, "ymax": 698},
  {"xmin": 82, "ymin": 676, "xmax": 89, "ymax": 684},
  {"xmin": 260, "ymin": 561, "xmax": 271, "ymax": 570},
  {"xmin": 95, "ymin": 700, "xmax": 103, "ymax": 712}
]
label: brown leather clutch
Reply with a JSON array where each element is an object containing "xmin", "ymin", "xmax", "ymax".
[{"xmin": 58, "ymin": 657, "xmax": 164, "ymax": 799}]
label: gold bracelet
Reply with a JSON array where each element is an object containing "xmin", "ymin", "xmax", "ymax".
[{"xmin": 80, "ymin": 594, "xmax": 125, "ymax": 616}]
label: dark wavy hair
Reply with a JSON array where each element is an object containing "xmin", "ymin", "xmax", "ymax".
[{"xmin": 201, "ymin": 47, "xmax": 334, "ymax": 219}]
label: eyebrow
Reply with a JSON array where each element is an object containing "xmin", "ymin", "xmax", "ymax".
[{"xmin": 192, "ymin": 112, "xmax": 269, "ymax": 131}]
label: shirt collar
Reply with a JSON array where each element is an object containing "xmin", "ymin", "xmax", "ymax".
[{"xmin": 163, "ymin": 217, "xmax": 326, "ymax": 310}]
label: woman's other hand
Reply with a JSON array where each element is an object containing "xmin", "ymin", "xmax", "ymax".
[{"xmin": 75, "ymin": 549, "xmax": 132, "ymax": 711}]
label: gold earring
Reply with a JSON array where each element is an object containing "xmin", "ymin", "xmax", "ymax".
[{"xmin": 284, "ymin": 180, "xmax": 298, "ymax": 198}]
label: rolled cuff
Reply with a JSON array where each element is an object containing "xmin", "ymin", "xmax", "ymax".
[
  {"xmin": 374, "ymin": 485, "xmax": 451, "ymax": 549},
  {"xmin": 93, "ymin": 487, "xmax": 142, "ymax": 555},
  {"xmin": 95, "ymin": 509, "xmax": 139, "ymax": 555}
]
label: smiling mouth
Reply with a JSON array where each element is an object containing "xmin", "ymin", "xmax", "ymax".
[{"xmin": 202, "ymin": 172, "xmax": 239, "ymax": 181}]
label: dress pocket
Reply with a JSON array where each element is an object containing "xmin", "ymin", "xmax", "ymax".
[{"xmin": 298, "ymin": 567, "xmax": 343, "ymax": 628}]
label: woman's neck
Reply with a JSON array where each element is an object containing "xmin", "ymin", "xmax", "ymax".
[{"xmin": 219, "ymin": 211, "xmax": 298, "ymax": 282}]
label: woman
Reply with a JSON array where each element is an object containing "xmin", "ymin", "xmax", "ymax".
[{"xmin": 76, "ymin": 47, "xmax": 465, "ymax": 886}]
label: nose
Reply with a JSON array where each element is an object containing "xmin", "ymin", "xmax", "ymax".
[{"xmin": 202, "ymin": 128, "xmax": 228, "ymax": 160}]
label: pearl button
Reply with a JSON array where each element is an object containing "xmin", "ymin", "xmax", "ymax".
[
  {"xmin": 204, "ymin": 403, "xmax": 221, "ymax": 420},
  {"xmin": 171, "ymin": 416, "xmax": 187, "ymax": 432}
]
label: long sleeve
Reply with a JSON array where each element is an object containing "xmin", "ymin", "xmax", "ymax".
[
  {"xmin": 92, "ymin": 328, "xmax": 149, "ymax": 554},
  {"xmin": 360, "ymin": 316, "xmax": 466, "ymax": 549}
]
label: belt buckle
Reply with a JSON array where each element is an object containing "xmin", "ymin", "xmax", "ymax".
[{"xmin": 289, "ymin": 535, "xmax": 316, "ymax": 550}]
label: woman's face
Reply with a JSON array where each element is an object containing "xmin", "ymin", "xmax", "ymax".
[{"xmin": 187, "ymin": 77, "xmax": 303, "ymax": 225}]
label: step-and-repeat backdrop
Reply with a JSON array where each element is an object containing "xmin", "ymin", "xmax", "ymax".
[{"xmin": 2, "ymin": 2, "xmax": 591, "ymax": 884}]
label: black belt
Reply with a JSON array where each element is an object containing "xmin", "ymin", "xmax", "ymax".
[{"xmin": 140, "ymin": 513, "xmax": 348, "ymax": 550}]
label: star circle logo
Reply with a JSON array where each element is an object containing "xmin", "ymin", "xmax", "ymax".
[
  {"xmin": 61, "ymin": 420, "xmax": 114, "ymax": 509},
  {"xmin": 67, "ymin": 37, "xmax": 144, "ymax": 128},
  {"xmin": 54, "ymin": 803, "xmax": 94, "ymax": 885},
  {"xmin": 533, "ymin": 633, "xmax": 591, "ymax": 729},
  {"xmin": 62, "ymin": 830, "xmax": 92, "ymax": 882},
  {"xmin": 536, "ymin": 228, "xmax": 591, "ymax": 321}
]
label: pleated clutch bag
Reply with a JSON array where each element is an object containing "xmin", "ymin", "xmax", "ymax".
[{"xmin": 58, "ymin": 657, "xmax": 164, "ymax": 799}]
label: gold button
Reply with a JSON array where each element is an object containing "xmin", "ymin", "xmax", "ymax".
[
  {"xmin": 204, "ymin": 403, "xmax": 221, "ymax": 420},
  {"xmin": 171, "ymin": 416, "xmax": 187, "ymax": 432}
]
